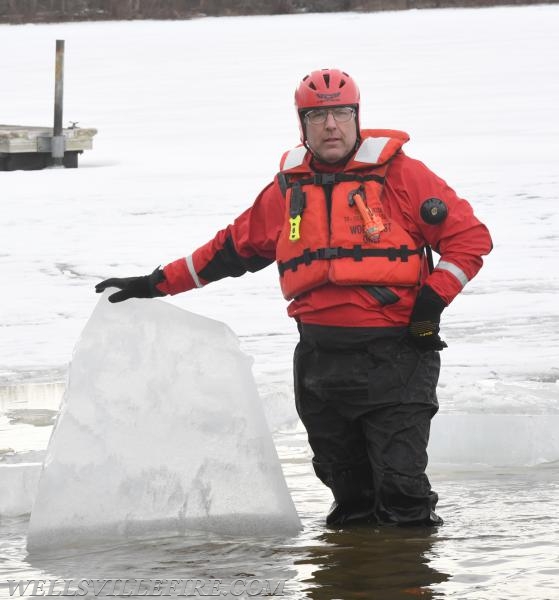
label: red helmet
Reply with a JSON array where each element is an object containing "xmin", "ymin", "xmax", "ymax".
[{"xmin": 294, "ymin": 68, "xmax": 360, "ymax": 143}]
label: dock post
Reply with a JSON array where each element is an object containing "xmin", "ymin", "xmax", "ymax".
[{"xmin": 52, "ymin": 39, "xmax": 65, "ymax": 167}]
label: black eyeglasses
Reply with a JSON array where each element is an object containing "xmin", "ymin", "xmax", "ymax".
[{"xmin": 304, "ymin": 107, "xmax": 355, "ymax": 125}]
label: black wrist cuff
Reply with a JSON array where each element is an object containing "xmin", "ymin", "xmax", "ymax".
[
  {"xmin": 147, "ymin": 267, "xmax": 166, "ymax": 297},
  {"xmin": 410, "ymin": 285, "xmax": 446, "ymax": 325},
  {"xmin": 419, "ymin": 285, "xmax": 447, "ymax": 313}
]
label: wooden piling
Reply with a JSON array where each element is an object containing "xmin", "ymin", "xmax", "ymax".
[{"xmin": 52, "ymin": 39, "xmax": 65, "ymax": 167}]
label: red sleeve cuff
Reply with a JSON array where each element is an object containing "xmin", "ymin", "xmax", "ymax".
[
  {"xmin": 424, "ymin": 271, "xmax": 463, "ymax": 305},
  {"xmin": 156, "ymin": 257, "xmax": 204, "ymax": 296}
]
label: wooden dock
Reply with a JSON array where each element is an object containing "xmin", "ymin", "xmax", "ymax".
[{"xmin": 0, "ymin": 125, "xmax": 97, "ymax": 170}]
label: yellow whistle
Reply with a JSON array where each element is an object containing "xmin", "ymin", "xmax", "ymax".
[{"xmin": 289, "ymin": 215, "xmax": 302, "ymax": 241}]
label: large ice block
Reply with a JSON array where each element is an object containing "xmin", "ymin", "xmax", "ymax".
[{"xmin": 27, "ymin": 294, "xmax": 300, "ymax": 550}]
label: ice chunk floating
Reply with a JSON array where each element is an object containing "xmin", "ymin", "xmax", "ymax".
[
  {"xmin": 0, "ymin": 463, "xmax": 42, "ymax": 516},
  {"xmin": 27, "ymin": 294, "xmax": 301, "ymax": 551},
  {"xmin": 430, "ymin": 414, "xmax": 559, "ymax": 467}
]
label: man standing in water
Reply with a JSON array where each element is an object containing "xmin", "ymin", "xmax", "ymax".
[{"xmin": 96, "ymin": 69, "xmax": 492, "ymax": 527}]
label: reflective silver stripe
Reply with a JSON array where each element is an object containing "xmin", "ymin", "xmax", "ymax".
[
  {"xmin": 353, "ymin": 137, "xmax": 390, "ymax": 164},
  {"xmin": 282, "ymin": 146, "xmax": 307, "ymax": 170},
  {"xmin": 436, "ymin": 260, "xmax": 469, "ymax": 287},
  {"xmin": 186, "ymin": 255, "xmax": 203, "ymax": 288}
]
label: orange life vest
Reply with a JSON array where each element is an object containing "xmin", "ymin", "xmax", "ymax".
[{"xmin": 276, "ymin": 130, "xmax": 423, "ymax": 300}]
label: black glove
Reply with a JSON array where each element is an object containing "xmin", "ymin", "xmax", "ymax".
[
  {"xmin": 95, "ymin": 267, "xmax": 166, "ymax": 303},
  {"xmin": 408, "ymin": 285, "xmax": 448, "ymax": 352}
]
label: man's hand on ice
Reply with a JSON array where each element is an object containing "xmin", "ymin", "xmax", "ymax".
[{"xmin": 95, "ymin": 268, "xmax": 166, "ymax": 303}]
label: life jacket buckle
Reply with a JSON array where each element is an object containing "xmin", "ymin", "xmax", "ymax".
[
  {"xmin": 317, "ymin": 247, "xmax": 341, "ymax": 259},
  {"xmin": 314, "ymin": 173, "xmax": 337, "ymax": 186}
]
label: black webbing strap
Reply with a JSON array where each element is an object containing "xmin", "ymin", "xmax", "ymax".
[
  {"xmin": 277, "ymin": 172, "xmax": 289, "ymax": 196},
  {"xmin": 425, "ymin": 245, "xmax": 435, "ymax": 274},
  {"xmin": 362, "ymin": 285, "xmax": 401, "ymax": 306},
  {"xmin": 277, "ymin": 245, "xmax": 422, "ymax": 276},
  {"xmin": 277, "ymin": 172, "xmax": 385, "ymax": 196}
]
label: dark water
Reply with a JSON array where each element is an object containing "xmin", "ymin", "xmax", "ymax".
[
  {"xmin": 1, "ymin": 383, "xmax": 558, "ymax": 600},
  {"xmin": 2, "ymin": 449, "xmax": 558, "ymax": 600}
]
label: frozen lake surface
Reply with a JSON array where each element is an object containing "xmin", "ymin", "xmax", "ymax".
[{"xmin": 1, "ymin": 4, "xmax": 559, "ymax": 599}]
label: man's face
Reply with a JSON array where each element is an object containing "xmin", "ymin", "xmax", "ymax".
[{"xmin": 304, "ymin": 106, "xmax": 358, "ymax": 164}]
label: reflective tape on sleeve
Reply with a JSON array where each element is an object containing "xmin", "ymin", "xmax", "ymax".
[
  {"xmin": 186, "ymin": 255, "xmax": 203, "ymax": 288},
  {"xmin": 435, "ymin": 260, "xmax": 469, "ymax": 287}
]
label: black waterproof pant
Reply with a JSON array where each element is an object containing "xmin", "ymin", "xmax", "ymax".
[{"xmin": 294, "ymin": 323, "xmax": 441, "ymax": 526}]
